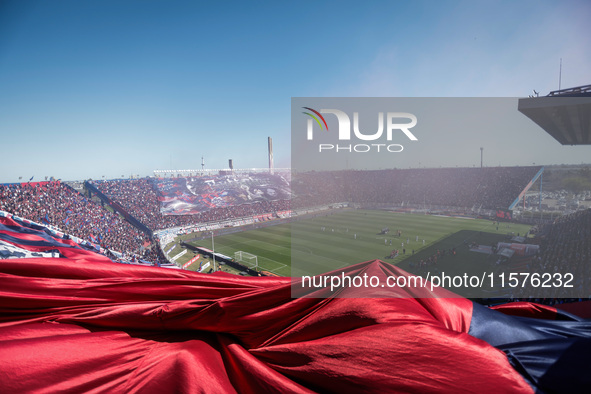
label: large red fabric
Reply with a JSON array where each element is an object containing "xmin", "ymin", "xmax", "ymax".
[
  {"xmin": 556, "ymin": 300, "xmax": 591, "ymax": 319},
  {"xmin": 491, "ymin": 301, "xmax": 560, "ymax": 320},
  {"xmin": 0, "ymin": 255, "xmax": 533, "ymax": 393}
]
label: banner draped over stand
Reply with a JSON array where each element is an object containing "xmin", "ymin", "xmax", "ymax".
[
  {"xmin": 152, "ymin": 173, "xmax": 290, "ymax": 216},
  {"xmin": 1, "ymin": 215, "xmax": 590, "ymax": 393}
]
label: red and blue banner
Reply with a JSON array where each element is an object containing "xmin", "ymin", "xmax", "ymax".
[
  {"xmin": 0, "ymin": 244, "xmax": 589, "ymax": 391},
  {"xmin": 152, "ymin": 173, "xmax": 290, "ymax": 216},
  {"xmin": 0, "ymin": 213, "xmax": 106, "ymax": 260}
]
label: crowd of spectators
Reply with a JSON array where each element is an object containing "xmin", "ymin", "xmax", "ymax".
[
  {"xmin": 0, "ymin": 166, "xmax": 544, "ymax": 268},
  {"xmin": 0, "ymin": 178, "xmax": 291, "ymax": 266},
  {"xmin": 293, "ymin": 166, "xmax": 541, "ymax": 210},
  {"xmin": 137, "ymin": 244, "xmax": 169, "ymax": 266},
  {"xmin": 93, "ymin": 179, "xmax": 290, "ymax": 231},
  {"xmin": 509, "ymin": 208, "xmax": 591, "ymax": 302},
  {"xmin": 90, "ymin": 166, "xmax": 539, "ymax": 234},
  {"xmin": 291, "ymin": 172, "xmax": 346, "ymax": 209},
  {"xmin": 0, "ymin": 181, "xmax": 154, "ymax": 261}
]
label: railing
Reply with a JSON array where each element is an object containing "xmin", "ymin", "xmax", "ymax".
[{"xmin": 547, "ymin": 84, "xmax": 591, "ymax": 97}]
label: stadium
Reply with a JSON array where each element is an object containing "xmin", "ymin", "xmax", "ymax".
[
  {"xmin": 2, "ymin": 85, "xmax": 591, "ymax": 392},
  {"xmin": 0, "ymin": 165, "xmax": 543, "ymax": 276},
  {"xmin": 2, "ymin": 2, "xmax": 591, "ymax": 393}
]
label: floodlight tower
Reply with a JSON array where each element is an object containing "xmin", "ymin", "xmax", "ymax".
[
  {"xmin": 268, "ymin": 137, "xmax": 274, "ymax": 174},
  {"xmin": 201, "ymin": 156, "xmax": 205, "ymax": 171},
  {"xmin": 480, "ymin": 147, "xmax": 484, "ymax": 168}
]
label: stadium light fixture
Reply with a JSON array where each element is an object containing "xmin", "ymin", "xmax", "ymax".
[{"xmin": 480, "ymin": 147, "xmax": 484, "ymax": 168}]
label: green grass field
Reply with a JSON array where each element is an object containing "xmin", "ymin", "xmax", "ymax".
[{"xmin": 185, "ymin": 209, "xmax": 532, "ymax": 281}]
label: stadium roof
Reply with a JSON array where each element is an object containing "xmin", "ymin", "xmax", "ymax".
[{"xmin": 518, "ymin": 84, "xmax": 591, "ymax": 145}]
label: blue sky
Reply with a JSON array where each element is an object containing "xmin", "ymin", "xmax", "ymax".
[{"xmin": 0, "ymin": 0, "xmax": 589, "ymax": 182}]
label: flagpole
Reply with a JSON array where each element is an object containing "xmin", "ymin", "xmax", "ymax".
[{"xmin": 559, "ymin": 58, "xmax": 562, "ymax": 91}]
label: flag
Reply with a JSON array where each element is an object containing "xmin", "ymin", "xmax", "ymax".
[
  {"xmin": 0, "ymin": 214, "xmax": 112, "ymax": 261},
  {"xmin": 29, "ymin": 176, "xmax": 34, "ymax": 181}
]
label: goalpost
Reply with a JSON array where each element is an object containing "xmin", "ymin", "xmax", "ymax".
[{"xmin": 234, "ymin": 251, "xmax": 258, "ymax": 269}]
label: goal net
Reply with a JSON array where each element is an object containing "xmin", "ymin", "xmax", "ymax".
[{"xmin": 234, "ymin": 251, "xmax": 258, "ymax": 268}]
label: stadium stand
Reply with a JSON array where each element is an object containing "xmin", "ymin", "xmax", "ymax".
[
  {"xmin": 333, "ymin": 166, "xmax": 541, "ymax": 210},
  {"xmin": 81, "ymin": 166, "xmax": 541, "ymax": 239},
  {"xmin": 0, "ymin": 181, "xmax": 168, "ymax": 265},
  {"xmin": 291, "ymin": 171, "xmax": 347, "ymax": 208},
  {"xmin": 91, "ymin": 178, "xmax": 290, "ymax": 231},
  {"xmin": 0, "ymin": 166, "xmax": 543, "ymax": 267},
  {"xmin": 508, "ymin": 208, "xmax": 591, "ymax": 303},
  {"xmin": 519, "ymin": 84, "xmax": 591, "ymax": 145},
  {"xmin": 291, "ymin": 166, "xmax": 542, "ymax": 213}
]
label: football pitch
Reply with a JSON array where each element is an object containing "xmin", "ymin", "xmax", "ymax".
[{"xmin": 187, "ymin": 209, "xmax": 532, "ymax": 279}]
